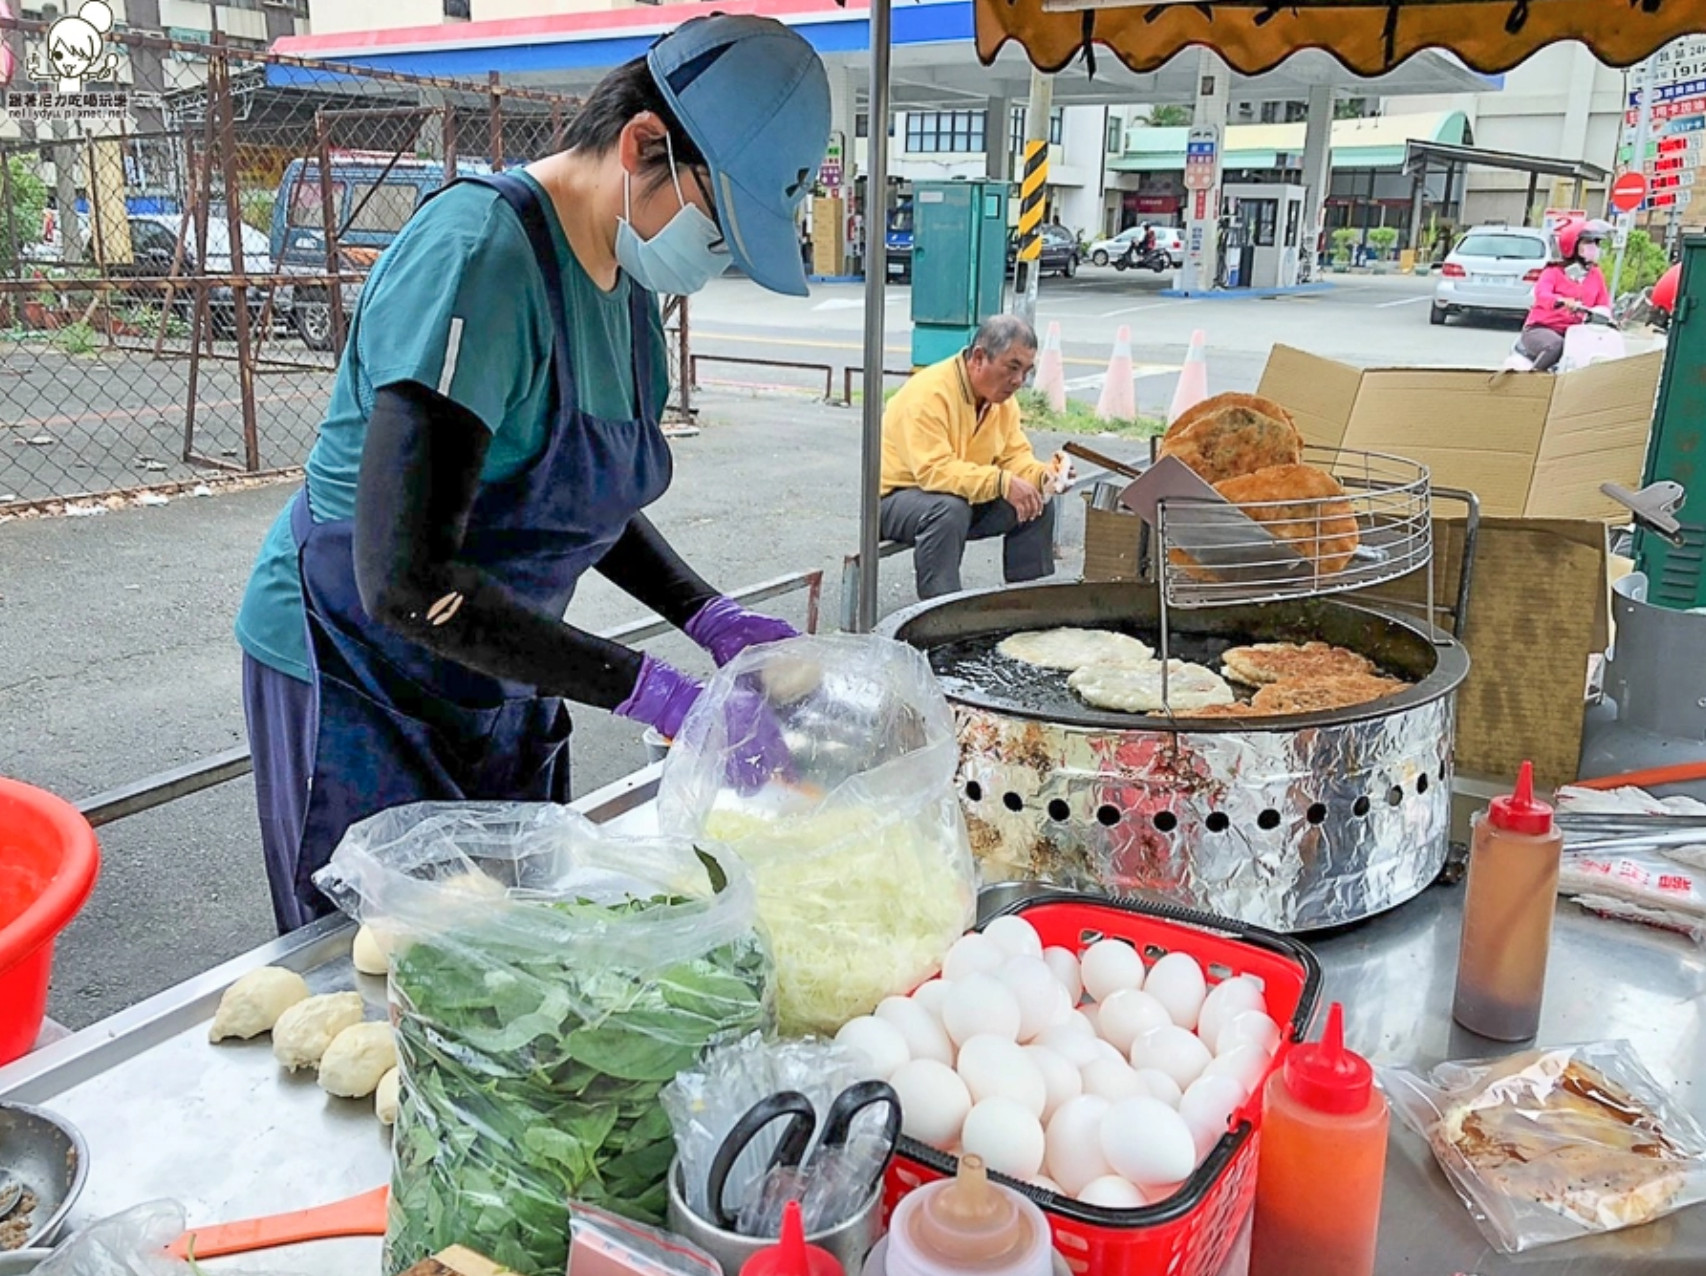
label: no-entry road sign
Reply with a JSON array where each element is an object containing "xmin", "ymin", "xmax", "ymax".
[{"xmin": 1611, "ymin": 170, "xmax": 1650, "ymax": 212}]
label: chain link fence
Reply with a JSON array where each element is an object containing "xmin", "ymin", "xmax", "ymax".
[{"xmin": 0, "ymin": 18, "xmax": 688, "ymax": 512}]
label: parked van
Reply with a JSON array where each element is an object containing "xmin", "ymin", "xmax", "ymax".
[{"xmin": 270, "ymin": 152, "xmax": 489, "ymax": 350}]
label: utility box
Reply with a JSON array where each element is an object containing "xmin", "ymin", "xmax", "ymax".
[{"xmin": 909, "ymin": 180, "xmax": 1009, "ymax": 367}]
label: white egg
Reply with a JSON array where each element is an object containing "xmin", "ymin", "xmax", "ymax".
[
  {"xmin": 1129, "ymin": 1024, "xmax": 1212, "ymax": 1091},
  {"xmin": 1074, "ymin": 1006, "xmax": 1101, "ymax": 1037},
  {"xmin": 1089, "ymin": 1039, "xmax": 1127, "ymax": 1065},
  {"xmin": 1076, "ymin": 1175, "xmax": 1149, "ymax": 1209},
  {"xmin": 1035, "ymin": 1023, "xmax": 1101, "ymax": 1068},
  {"xmin": 1196, "ymin": 976, "xmax": 1267, "ymax": 1052},
  {"xmin": 961, "ymin": 1097, "xmax": 1046, "ymax": 1178},
  {"xmin": 1179, "ymin": 1074, "xmax": 1246, "ymax": 1161},
  {"xmin": 876, "ymin": 995, "xmax": 955, "ymax": 1066},
  {"xmin": 1082, "ymin": 1057, "xmax": 1149, "ymax": 1102},
  {"xmin": 1028, "ymin": 1174, "xmax": 1064, "ymax": 1195},
  {"xmin": 1201, "ymin": 1044, "xmax": 1268, "ymax": 1103},
  {"xmin": 998, "ymin": 956, "xmax": 1068, "ymax": 1042},
  {"xmin": 1042, "ymin": 946, "xmax": 1083, "ymax": 1003},
  {"xmin": 891, "ymin": 1059, "xmax": 973, "ymax": 1149},
  {"xmin": 911, "ymin": 979, "xmax": 952, "ymax": 1022},
  {"xmin": 1134, "ymin": 1068, "xmax": 1183, "ymax": 1109},
  {"xmin": 1023, "ymin": 1045, "xmax": 1084, "ymax": 1122},
  {"xmin": 1217, "ymin": 1010, "xmax": 1282, "ymax": 1058},
  {"xmin": 1095, "ymin": 989, "xmax": 1173, "ymax": 1053},
  {"xmin": 1080, "ymin": 940, "xmax": 1147, "ymax": 1002},
  {"xmin": 1045, "ymin": 1094, "xmax": 1113, "ymax": 1195},
  {"xmin": 942, "ymin": 972, "xmax": 1023, "ymax": 1046},
  {"xmin": 943, "ymin": 932, "xmax": 1008, "ymax": 982},
  {"xmin": 957, "ymin": 1034, "xmax": 1047, "ymax": 1117},
  {"xmin": 835, "ymin": 1015, "xmax": 910, "ymax": 1079},
  {"xmin": 1099, "ymin": 1096, "xmax": 1198, "ymax": 1187},
  {"xmin": 983, "ymin": 916, "xmax": 1045, "ymax": 959},
  {"xmin": 1142, "ymin": 952, "xmax": 1208, "ymax": 1030}
]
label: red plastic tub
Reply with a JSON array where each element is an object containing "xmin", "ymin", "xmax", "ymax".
[
  {"xmin": 0, "ymin": 777, "xmax": 100, "ymax": 1065},
  {"xmin": 884, "ymin": 892, "xmax": 1322, "ymax": 1276}
]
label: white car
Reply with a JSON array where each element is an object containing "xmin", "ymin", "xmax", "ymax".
[
  {"xmin": 1431, "ymin": 224, "xmax": 1551, "ymax": 326},
  {"xmin": 1090, "ymin": 225, "xmax": 1184, "ymax": 267}
]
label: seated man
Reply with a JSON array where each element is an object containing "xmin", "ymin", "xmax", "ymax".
[{"xmin": 880, "ymin": 314, "xmax": 1056, "ymax": 600}]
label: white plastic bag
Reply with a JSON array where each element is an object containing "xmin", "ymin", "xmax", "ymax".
[
  {"xmin": 1383, "ymin": 1040, "xmax": 1706, "ymax": 1252},
  {"xmin": 659, "ymin": 634, "xmax": 976, "ymax": 1035},
  {"xmin": 315, "ymin": 803, "xmax": 775, "ymax": 1276},
  {"xmin": 34, "ymin": 1201, "xmax": 303, "ymax": 1276}
]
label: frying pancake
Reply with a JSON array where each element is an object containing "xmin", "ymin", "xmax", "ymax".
[
  {"xmin": 1222, "ymin": 641, "xmax": 1376, "ymax": 687},
  {"xmin": 1158, "ymin": 393, "xmax": 1303, "ymax": 485},
  {"xmin": 1214, "ymin": 463, "xmax": 1361, "ymax": 576},
  {"xmin": 997, "ymin": 627, "xmax": 1156, "ymax": 671},
  {"xmin": 1068, "ymin": 659, "xmax": 1234, "ymax": 713},
  {"xmin": 1249, "ymin": 674, "xmax": 1409, "ymax": 715}
]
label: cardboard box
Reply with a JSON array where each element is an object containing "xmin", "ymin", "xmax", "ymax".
[
  {"xmin": 1364, "ymin": 514, "xmax": 1610, "ymax": 792},
  {"xmin": 1256, "ymin": 345, "xmax": 1662, "ymax": 521}
]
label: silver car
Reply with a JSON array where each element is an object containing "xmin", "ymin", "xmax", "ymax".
[{"xmin": 1431, "ymin": 224, "xmax": 1550, "ymax": 325}]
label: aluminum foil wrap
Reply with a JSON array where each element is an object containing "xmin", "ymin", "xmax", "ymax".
[{"xmin": 956, "ymin": 694, "xmax": 1457, "ymax": 932}]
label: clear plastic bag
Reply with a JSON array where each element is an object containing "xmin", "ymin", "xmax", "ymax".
[
  {"xmin": 1383, "ymin": 1040, "xmax": 1706, "ymax": 1252},
  {"xmin": 34, "ymin": 1201, "xmax": 304, "ymax": 1276},
  {"xmin": 659, "ymin": 634, "xmax": 977, "ymax": 1035},
  {"xmin": 314, "ymin": 802, "xmax": 775, "ymax": 1276},
  {"xmin": 567, "ymin": 1204, "xmax": 721, "ymax": 1276},
  {"xmin": 661, "ymin": 1032, "xmax": 876, "ymax": 1224}
]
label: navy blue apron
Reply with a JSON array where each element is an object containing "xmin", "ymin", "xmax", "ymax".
[{"xmin": 287, "ymin": 172, "xmax": 671, "ymax": 922}]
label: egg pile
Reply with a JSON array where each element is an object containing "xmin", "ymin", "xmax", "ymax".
[{"xmin": 832, "ymin": 915, "xmax": 1281, "ymax": 1209}]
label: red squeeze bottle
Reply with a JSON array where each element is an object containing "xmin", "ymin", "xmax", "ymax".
[
  {"xmin": 1249, "ymin": 1003, "xmax": 1388, "ymax": 1276},
  {"xmin": 740, "ymin": 1201, "xmax": 844, "ymax": 1276}
]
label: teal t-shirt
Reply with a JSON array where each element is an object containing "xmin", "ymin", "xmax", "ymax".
[{"xmin": 235, "ymin": 171, "xmax": 669, "ymax": 682}]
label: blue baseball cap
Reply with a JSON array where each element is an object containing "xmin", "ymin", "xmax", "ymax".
[{"xmin": 649, "ymin": 15, "xmax": 830, "ymax": 297}]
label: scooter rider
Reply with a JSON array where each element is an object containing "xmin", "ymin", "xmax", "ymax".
[
  {"xmin": 1121, "ymin": 221, "xmax": 1157, "ymax": 268},
  {"xmin": 1515, "ymin": 216, "xmax": 1612, "ymax": 371}
]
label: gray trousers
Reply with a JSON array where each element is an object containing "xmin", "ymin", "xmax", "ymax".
[
  {"xmin": 880, "ymin": 487, "xmax": 1056, "ymax": 600},
  {"xmin": 1518, "ymin": 325, "xmax": 1565, "ymax": 371}
]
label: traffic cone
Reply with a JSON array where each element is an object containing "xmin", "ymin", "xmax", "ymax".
[
  {"xmin": 1168, "ymin": 328, "xmax": 1209, "ymax": 423},
  {"xmin": 1036, "ymin": 321, "xmax": 1067, "ymax": 412},
  {"xmin": 1096, "ymin": 325, "xmax": 1137, "ymax": 422}
]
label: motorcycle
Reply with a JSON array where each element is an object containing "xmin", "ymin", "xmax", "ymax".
[
  {"xmin": 1502, "ymin": 307, "xmax": 1625, "ymax": 374},
  {"xmin": 1114, "ymin": 242, "xmax": 1171, "ymax": 273}
]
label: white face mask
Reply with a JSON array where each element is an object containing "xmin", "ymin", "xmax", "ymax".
[
  {"xmin": 614, "ymin": 133, "xmax": 730, "ymax": 295},
  {"xmin": 1579, "ymin": 241, "xmax": 1602, "ymax": 264}
]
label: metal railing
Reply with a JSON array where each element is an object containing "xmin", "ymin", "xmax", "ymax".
[
  {"xmin": 689, "ymin": 352, "xmax": 835, "ymax": 401},
  {"xmin": 74, "ymin": 567, "xmax": 825, "ymax": 829}
]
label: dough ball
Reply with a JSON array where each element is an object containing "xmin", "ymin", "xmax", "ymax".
[
  {"xmin": 272, "ymin": 991, "xmax": 364, "ymax": 1071},
  {"xmin": 351, "ymin": 925, "xmax": 389, "ymax": 976},
  {"xmin": 318, "ymin": 1021, "xmax": 397, "ymax": 1098},
  {"xmin": 374, "ymin": 1067, "xmax": 401, "ymax": 1125},
  {"xmin": 209, "ymin": 966, "xmax": 310, "ymax": 1043}
]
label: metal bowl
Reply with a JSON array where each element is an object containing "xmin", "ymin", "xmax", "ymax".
[
  {"xmin": 0, "ymin": 1250, "xmax": 51, "ymax": 1273},
  {"xmin": 0, "ymin": 1102, "xmax": 88, "ymax": 1251}
]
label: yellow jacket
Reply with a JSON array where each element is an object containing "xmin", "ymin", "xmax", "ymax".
[{"xmin": 880, "ymin": 353, "xmax": 1050, "ymax": 504}]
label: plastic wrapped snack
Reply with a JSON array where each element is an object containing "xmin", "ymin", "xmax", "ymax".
[
  {"xmin": 315, "ymin": 803, "xmax": 774, "ymax": 1276},
  {"xmin": 567, "ymin": 1204, "xmax": 721, "ymax": 1276},
  {"xmin": 659, "ymin": 634, "xmax": 977, "ymax": 1035},
  {"xmin": 1383, "ymin": 1040, "xmax": 1706, "ymax": 1252}
]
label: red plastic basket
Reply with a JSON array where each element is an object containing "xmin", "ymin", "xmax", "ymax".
[
  {"xmin": 0, "ymin": 776, "xmax": 101, "ymax": 1065},
  {"xmin": 883, "ymin": 892, "xmax": 1321, "ymax": 1276}
]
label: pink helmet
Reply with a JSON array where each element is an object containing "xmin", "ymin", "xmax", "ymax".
[
  {"xmin": 1555, "ymin": 216, "xmax": 1611, "ymax": 260},
  {"xmin": 1653, "ymin": 262, "xmax": 1682, "ymax": 314}
]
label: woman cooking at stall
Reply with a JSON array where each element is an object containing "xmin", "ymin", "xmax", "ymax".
[{"xmin": 234, "ymin": 16, "xmax": 830, "ymax": 932}]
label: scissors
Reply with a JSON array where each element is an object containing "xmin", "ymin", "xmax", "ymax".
[{"xmin": 705, "ymin": 1080, "xmax": 902, "ymax": 1231}]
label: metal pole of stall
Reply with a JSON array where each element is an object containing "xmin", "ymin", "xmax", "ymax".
[{"xmin": 855, "ymin": 0, "xmax": 894, "ymax": 634}]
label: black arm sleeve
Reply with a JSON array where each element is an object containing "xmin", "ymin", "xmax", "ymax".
[
  {"xmin": 352, "ymin": 381, "xmax": 643, "ymax": 709},
  {"xmin": 594, "ymin": 513, "xmax": 719, "ymax": 630}
]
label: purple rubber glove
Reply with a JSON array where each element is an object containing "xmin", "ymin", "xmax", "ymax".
[
  {"xmin": 686, "ymin": 596, "xmax": 800, "ymax": 667},
  {"xmin": 615, "ymin": 655, "xmax": 794, "ymax": 793}
]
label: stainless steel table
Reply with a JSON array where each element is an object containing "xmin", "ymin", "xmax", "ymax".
[{"xmin": 2, "ymin": 768, "xmax": 1701, "ymax": 1275}]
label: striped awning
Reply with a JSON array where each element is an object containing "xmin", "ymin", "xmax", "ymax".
[{"xmin": 975, "ymin": 0, "xmax": 1706, "ymax": 77}]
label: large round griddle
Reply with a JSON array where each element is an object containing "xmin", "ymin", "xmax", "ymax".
[{"xmin": 883, "ymin": 579, "xmax": 1469, "ymax": 731}]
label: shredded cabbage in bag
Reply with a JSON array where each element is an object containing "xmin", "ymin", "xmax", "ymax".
[{"xmin": 704, "ymin": 804, "xmax": 973, "ymax": 1035}]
